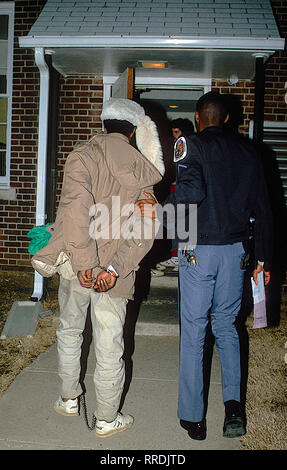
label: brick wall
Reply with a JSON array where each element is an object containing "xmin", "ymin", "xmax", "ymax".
[
  {"xmin": 212, "ymin": 80, "xmax": 256, "ymax": 135},
  {"xmin": 0, "ymin": 0, "xmax": 46, "ymax": 270},
  {"xmin": 263, "ymin": 0, "xmax": 287, "ymax": 122},
  {"xmin": 56, "ymin": 77, "xmax": 103, "ymax": 201},
  {"xmin": 212, "ymin": 0, "xmax": 287, "ymax": 135}
]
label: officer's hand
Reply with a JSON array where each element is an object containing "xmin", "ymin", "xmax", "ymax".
[
  {"xmin": 77, "ymin": 269, "xmax": 95, "ymax": 288},
  {"xmin": 94, "ymin": 271, "xmax": 117, "ymax": 292},
  {"xmin": 136, "ymin": 192, "xmax": 157, "ymax": 218},
  {"xmin": 252, "ymin": 264, "xmax": 271, "ymax": 286}
]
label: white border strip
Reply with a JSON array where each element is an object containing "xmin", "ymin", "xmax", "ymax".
[{"xmin": 19, "ymin": 35, "xmax": 285, "ymax": 52}]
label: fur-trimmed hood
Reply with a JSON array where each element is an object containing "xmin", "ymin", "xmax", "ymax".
[{"xmin": 101, "ymin": 98, "xmax": 165, "ymax": 176}]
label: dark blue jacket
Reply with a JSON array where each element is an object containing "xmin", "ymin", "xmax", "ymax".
[{"xmin": 164, "ymin": 126, "xmax": 273, "ymax": 270}]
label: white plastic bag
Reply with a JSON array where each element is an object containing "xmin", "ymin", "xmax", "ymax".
[{"xmin": 251, "ymin": 270, "xmax": 267, "ymax": 329}]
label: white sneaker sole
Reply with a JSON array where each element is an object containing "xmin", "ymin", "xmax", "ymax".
[
  {"xmin": 54, "ymin": 404, "xmax": 79, "ymax": 417},
  {"xmin": 95, "ymin": 421, "xmax": 133, "ymax": 438}
]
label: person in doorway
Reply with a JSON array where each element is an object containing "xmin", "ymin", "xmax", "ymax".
[
  {"xmin": 171, "ymin": 118, "xmax": 194, "ymax": 142},
  {"xmin": 31, "ymin": 98, "xmax": 164, "ymax": 438},
  {"xmin": 136, "ymin": 91, "xmax": 272, "ymax": 440},
  {"xmin": 156, "ymin": 118, "xmax": 194, "ymax": 274}
]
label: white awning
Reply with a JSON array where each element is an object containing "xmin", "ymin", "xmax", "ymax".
[{"xmin": 19, "ymin": 0, "xmax": 285, "ymax": 79}]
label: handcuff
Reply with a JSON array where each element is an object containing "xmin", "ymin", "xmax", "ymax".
[
  {"xmin": 106, "ymin": 265, "xmax": 119, "ymax": 278},
  {"xmin": 97, "ymin": 265, "xmax": 119, "ymax": 278}
]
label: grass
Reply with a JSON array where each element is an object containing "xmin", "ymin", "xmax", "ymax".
[
  {"xmin": 240, "ymin": 307, "xmax": 287, "ymax": 450},
  {"xmin": 0, "ymin": 269, "xmax": 286, "ymax": 450},
  {"xmin": 0, "ymin": 270, "xmax": 59, "ymax": 397}
]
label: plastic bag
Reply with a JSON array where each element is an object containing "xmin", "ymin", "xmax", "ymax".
[{"xmin": 251, "ymin": 270, "xmax": 267, "ymax": 329}]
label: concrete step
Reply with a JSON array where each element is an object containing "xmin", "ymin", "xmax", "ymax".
[{"xmin": 127, "ymin": 274, "xmax": 180, "ymax": 336}]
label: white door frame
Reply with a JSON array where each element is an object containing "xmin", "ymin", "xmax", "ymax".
[{"xmin": 103, "ymin": 75, "xmax": 212, "ymax": 102}]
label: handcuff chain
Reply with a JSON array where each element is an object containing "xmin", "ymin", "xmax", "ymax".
[{"xmin": 78, "ymin": 394, "xmax": 96, "ymax": 431}]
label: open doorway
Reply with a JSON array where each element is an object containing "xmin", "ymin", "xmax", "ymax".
[
  {"xmin": 104, "ymin": 74, "xmax": 207, "ymax": 198},
  {"xmin": 130, "ymin": 86, "xmax": 205, "ymax": 283},
  {"xmin": 133, "ymin": 86, "xmax": 204, "ymax": 202},
  {"xmin": 135, "ymin": 86, "xmax": 203, "ymax": 127}
]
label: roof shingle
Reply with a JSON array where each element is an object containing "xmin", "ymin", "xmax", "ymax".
[{"xmin": 28, "ymin": 0, "xmax": 280, "ymax": 38}]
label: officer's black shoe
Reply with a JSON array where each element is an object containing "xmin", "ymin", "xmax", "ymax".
[
  {"xmin": 180, "ymin": 419, "xmax": 206, "ymax": 440},
  {"xmin": 223, "ymin": 400, "xmax": 246, "ymax": 438}
]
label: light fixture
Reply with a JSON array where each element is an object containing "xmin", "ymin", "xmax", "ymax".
[
  {"xmin": 169, "ymin": 105, "xmax": 179, "ymax": 109},
  {"xmin": 138, "ymin": 61, "xmax": 167, "ymax": 68},
  {"xmin": 228, "ymin": 75, "xmax": 239, "ymax": 85}
]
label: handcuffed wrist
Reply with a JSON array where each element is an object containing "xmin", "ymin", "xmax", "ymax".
[{"xmin": 106, "ymin": 265, "xmax": 119, "ymax": 278}]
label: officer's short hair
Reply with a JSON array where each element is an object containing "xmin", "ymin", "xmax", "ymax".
[
  {"xmin": 104, "ymin": 119, "xmax": 135, "ymax": 137},
  {"xmin": 196, "ymin": 92, "xmax": 227, "ymax": 126}
]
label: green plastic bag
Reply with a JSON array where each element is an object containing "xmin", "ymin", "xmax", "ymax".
[{"xmin": 27, "ymin": 223, "xmax": 54, "ymax": 255}]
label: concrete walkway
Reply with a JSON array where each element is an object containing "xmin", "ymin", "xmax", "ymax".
[{"xmin": 0, "ymin": 275, "xmax": 243, "ymax": 452}]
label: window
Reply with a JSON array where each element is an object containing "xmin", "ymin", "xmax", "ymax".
[{"xmin": 0, "ymin": 2, "xmax": 14, "ymax": 188}]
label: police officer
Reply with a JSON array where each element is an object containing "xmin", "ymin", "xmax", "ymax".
[{"xmin": 137, "ymin": 91, "xmax": 272, "ymax": 440}]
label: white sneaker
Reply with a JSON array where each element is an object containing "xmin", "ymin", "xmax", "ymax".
[
  {"xmin": 95, "ymin": 412, "xmax": 134, "ymax": 438},
  {"xmin": 151, "ymin": 268, "xmax": 164, "ymax": 277},
  {"xmin": 54, "ymin": 396, "xmax": 79, "ymax": 416},
  {"xmin": 156, "ymin": 257, "xmax": 178, "ymax": 271}
]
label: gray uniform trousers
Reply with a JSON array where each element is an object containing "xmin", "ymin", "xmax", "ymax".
[
  {"xmin": 57, "ymin": 276, "xmax": 127, "ymax": 422},
  {"xmin": 178, "ymin": 243, "xmax": 245, "ymax": 422}
]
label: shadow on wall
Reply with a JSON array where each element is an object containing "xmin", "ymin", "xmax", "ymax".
[{"xmin": 223, "ymin": 94, "xmax": 287, "ymax": 327}]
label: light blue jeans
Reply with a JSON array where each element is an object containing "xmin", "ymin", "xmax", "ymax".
[
  {"xmin": 57, "ymin": 277, "xmax": 127, "ymax": 421},
  {"xmin": 178, "ymin": 243, "xmax": 245, "ymax": 422}
]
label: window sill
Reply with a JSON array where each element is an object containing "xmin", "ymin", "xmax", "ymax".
[{"xmin": 0, "ymin": 187, "xmax": 16, "ymax": 201}]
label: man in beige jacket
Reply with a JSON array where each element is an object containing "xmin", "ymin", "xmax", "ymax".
[{"xmin": 32, "ymin": 98, "xmax": 164, "ymax": 437}]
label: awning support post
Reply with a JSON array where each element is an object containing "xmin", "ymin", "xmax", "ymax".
[{"xmin": 253, "ymin": 55, "xmax": 267, "ymax": 144}]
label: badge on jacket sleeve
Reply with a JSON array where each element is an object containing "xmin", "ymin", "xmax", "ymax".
[{"xmin": 174, "ymin": 137, "xmax": 187, "ymax": 162}]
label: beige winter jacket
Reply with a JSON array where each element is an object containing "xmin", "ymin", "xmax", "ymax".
[{"xmin": 31, "ymin": 132, "xmax": 163, "ymax": 299}]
